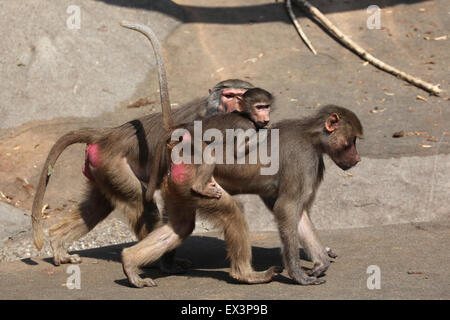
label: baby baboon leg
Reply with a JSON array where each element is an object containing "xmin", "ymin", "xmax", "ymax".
[
  {"xmin": 191, "ymin": 163, "xmax": 222, "ymax": 199},
  {"xmin": 49, "ymin": 184, "xmax": 114, "ymax": 265}
]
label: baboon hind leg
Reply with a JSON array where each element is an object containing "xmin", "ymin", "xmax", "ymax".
[
  {"xmin": 133, "ymin": 198, "xmax": 192, "ymax": 274},
  {"xmin": 121, "ymin": 204, "xmax": 196, "ymax": 288},
  {"xmin": 49, "ymin": 184, "xmax": 114, "ymax": 265},
  {"xmin": 207, "ymin": 194, "xmax": 282, "ymax": 284}
]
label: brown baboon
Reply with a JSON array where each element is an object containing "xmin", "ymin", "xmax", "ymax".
[
  {"xmin": 30, "ymin": 22, "xmax": 255, "ymax": 272},
  {"xmin": 123, "ymin": 101, "xmax": 363, "ymax": 286}
]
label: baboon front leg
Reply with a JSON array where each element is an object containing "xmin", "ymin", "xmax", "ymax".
[
  {"xmin": 49, "ymin": 184, "xmax": 114, "ymax": 265},
  {"xmin": 274, "ymin": 198, "xmax": 325, "ymax": 285},
  {"xmin": 216, "ymin": 195, "xmax": 281, "ymax": 284},
  {"xmin": 326, "ymin": 247, "xmax": 338, "ymax": 259},
  {"xmin": 297, "ymin": 210, "xmax": 330, "ymax": 277}
]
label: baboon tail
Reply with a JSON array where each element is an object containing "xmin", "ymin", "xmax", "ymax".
[
  {"xmin": 31, "ymin": 128, "xmax": 101, "ymax": 250},
  {"xmin": 119, "ymin": 21, "xmax": 174, "ymax": 130}
]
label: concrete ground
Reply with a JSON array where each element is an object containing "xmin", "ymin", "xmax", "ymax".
[
  {"xmin": 0, "ymin": 220, "xmax": 448, "ymax": 300},
  {"xmin": 0, "ymin": 0, "xmax": 448, "ymax": 231}
]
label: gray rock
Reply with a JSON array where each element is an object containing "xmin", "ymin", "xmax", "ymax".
[
  {"xmin": 0, "ymin": 202, "xmax": 30, "ymax": 241},
  {"xmin": 0, "ymin": 0, "xmax": 182, "ymax": 128}
]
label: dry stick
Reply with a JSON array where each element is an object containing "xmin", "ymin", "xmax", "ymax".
[
  {"xmin": 286, "ymin": 0, "xmax": 317, "ymax": 55},
  {"xmin": 292, "ymin": 0, "xmax": 443, "ymax": 96}
]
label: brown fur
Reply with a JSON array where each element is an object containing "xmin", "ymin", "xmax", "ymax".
[
  {"xmin": 31, "ymin": 21, "xmax": 254, "ymax": 273},
  {"xmin": 123, "ymin": 102, "xmax": 363, "ymax": 286},
  {"xmin": 190, "ymin": 87, "xmax": 273, "ymax": 199}
]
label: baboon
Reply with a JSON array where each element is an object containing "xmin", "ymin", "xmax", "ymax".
[
  {"xmin": 192, "ymin": 87, "xmax": 272, "ymax": 199},
  {"xmin": 234, "ymin": 87, "xmax": 272, "ymax": 128},
  {"xmin": 30, "ymin": 22, "xmax": 256, "ymax": 272},
  {"xmin": 123, "ymin": 100, "xmax": 363, "ymax": 286}
]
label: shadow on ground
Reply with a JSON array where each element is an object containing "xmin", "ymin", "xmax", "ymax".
[
  {"xmin": 28, "ymin": 235, "xmax": 321, "ymax": 286},
  {"xmin": 96, "ymin": 0, "xmax": 429, "ymax": 25}
]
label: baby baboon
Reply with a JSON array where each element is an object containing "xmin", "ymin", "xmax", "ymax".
[
  {"xmin": 190, "ymin": 87, "xmax": 273, "ymax": 199},
  {"xmin": 144, "ymin": 87, "xmax": 273, "ymax": 202}
]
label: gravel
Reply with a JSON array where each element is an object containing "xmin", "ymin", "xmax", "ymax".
[{"xmin": 0, "ymin": 217, "xmax": 137, "ymax": 263}]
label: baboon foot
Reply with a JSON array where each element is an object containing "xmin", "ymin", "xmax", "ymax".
[
  {"xmin": 122, "ymin": 263, "xmax": 157, "ymax": 288},
  {"xmin": 306, "ymin": 260, "xmax": 330, "ymax": 278},
  {"xmin": 192, "ymin": 183, "xmax": 222, "ymax": 199},
  {"xmin": 232, "ymin": 266, "xmax": 283, "ymax": 284},
  {"xmin": 53, "ymin": 253, "xmax": 82, "ymax": 266},
  {"xmin": 291, "ymin": 269, "xmax": 326, "ymax": 285},
  {"xmin": 326, "ymin": 247, "xmax": 338, "ymax": 259},
  {"xmin": 51, "ymin": 241, "xmax": 82, "ymax": 266}
]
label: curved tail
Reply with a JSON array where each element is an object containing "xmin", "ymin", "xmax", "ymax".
[
  {"xmin": 31, "ymin": 128, "xmax": 101, "ymax": 250},
  {"xmin": 119, "ymin": 21, "xmax": 174, "ymax": 131}
]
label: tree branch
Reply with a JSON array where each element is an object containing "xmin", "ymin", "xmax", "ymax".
[
  {"xmin": 292, "ymin": 0, "xmax": 443, "ymax": 96},
  {"xmin": 286, "ymin": 0, "xmax": 317, "ymax": 55}
]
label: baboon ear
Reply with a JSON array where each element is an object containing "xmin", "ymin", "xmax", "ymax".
[
  {"xmin": 325, "ymin": 113, "xmax": 340, "ymax": 132},
  {"xmin": 208, "ymin": 88, "xmax": 212, "ymax": 94}
]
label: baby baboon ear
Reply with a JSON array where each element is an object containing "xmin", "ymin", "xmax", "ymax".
[{"xmin": 325, "ymin": 113, "xmax": 340, "ymax": 133}]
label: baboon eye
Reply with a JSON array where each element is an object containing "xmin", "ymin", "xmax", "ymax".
[
  {"xmin": 344, "ymin": 137, "xmax": 356, "ymax": 150},
  {"xmin": 344, "ymin": 138, "xmax": 352, "ymax": 149}
]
